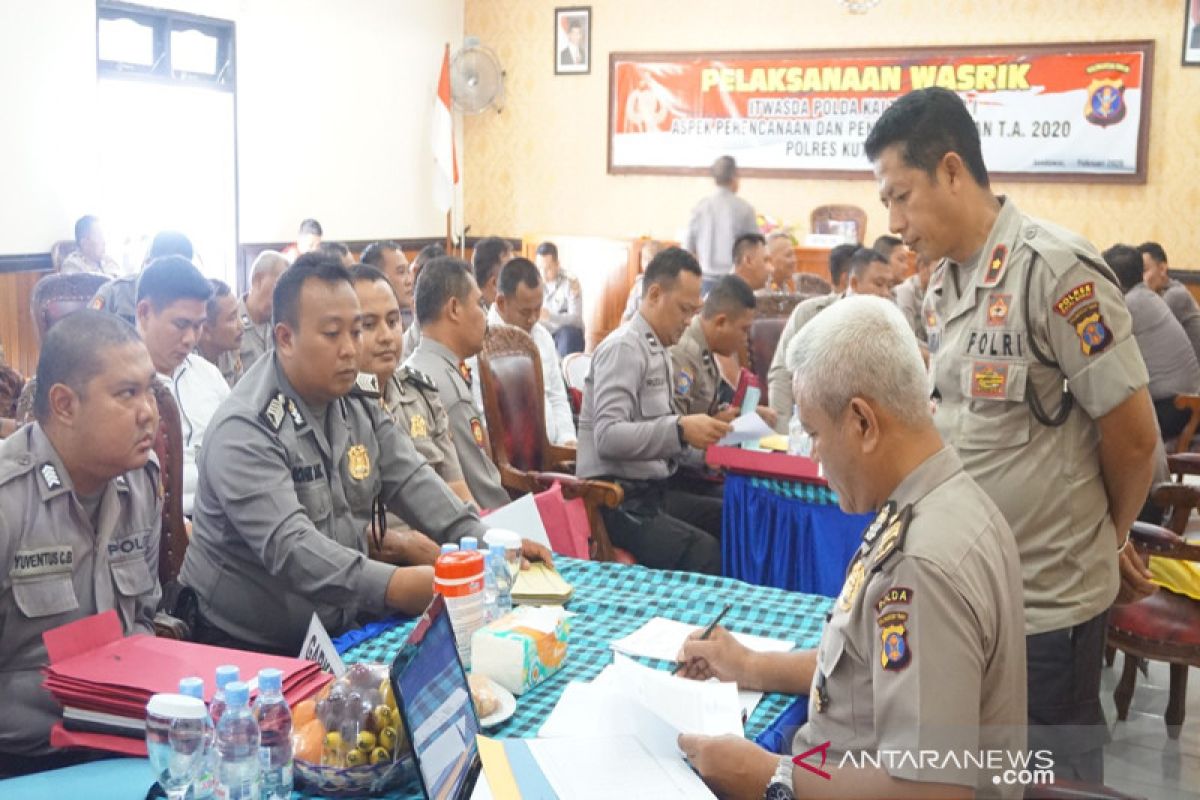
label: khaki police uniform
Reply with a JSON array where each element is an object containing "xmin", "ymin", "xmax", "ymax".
[
  {"xmin": 214, "ymin": 350, "xmax": 243, "ymax": 388},
  {"xmin": 793, "ymin": 447, "xmax": 1026, "ymax": 799},
  {"xmin": 577, "ymin": 313, "xmax": 721, "ymax": 573},
  {"xmin": 766, "ymin": 293, "xmax": 840, "ymax": 432},
  {"xmin": 180, "ymin": 355, "xmax": 485, "ymax": 654},
  {"xmin": 924, "ymin": 196, "xmax": 1149, "ymax": 779},
  {"xmin": 89, "ymin": 274, "xmax": 138, "ymax": 325},
  {"xmin": 237, "ymin": 297, "xmax": 272, "ymax": 374},
  {"xmin": 404, "ymin": 339, "xmax": 510, "ymax": 511},
  {"xmin": 0, "ymin": 424, "xmax": 162, "ymax": 757},
  {"xmin": 375, "ymin": 369, "xmax": 464, "ymax": 486},
  {"xmin": 893, "ymin": 274, "xmax": 928, "ymax": 343},
  {"xmin": 669, "ymin": 315, "xmax": 724, "ymax": 416}
]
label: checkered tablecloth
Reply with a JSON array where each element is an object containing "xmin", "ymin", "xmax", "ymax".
[
  {"xmin": 749, "ymin": 475, "xmax": 840, "ymax": 504},
  {"xmin": 342, "ymin": 557, "xmax": 831, "ymax": 740}
]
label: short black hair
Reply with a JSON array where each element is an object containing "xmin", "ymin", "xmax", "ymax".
[
  {"xmin": 472, "ymin": 237, "xmax": 512, "ymax": 289},
  {"xmin": 872, "ymin": 235, "xmax": 902, "ymax": 258},
  {"xmin": 136, "ymin": 256, "xmax": 213, "ymax": 309},
  {"xmin": 535, "ymin": 241, "xmax": 558, "ymax": 259},
  {"xmin": 643, "ymin": 246, "xmax": 702, "ymax": 290},
  {"xmin": 732, "ymin": 232, "xmax": 766, "ymax": 265},
  {"xmin": 1137, "ymin": 242, "xmax": 1168, "ymax": 265},
  {"xmin": 864, "ymin": 87, "xmax": 990, "ymax": 189},
  {"xmin": 415, "ymin": 256, "xmax": 475, "ymax": 326},
  {"xmin": 414, "ymin": 243, "xmax": 447, "ymax": 271},
  {"xmin": 206, "ymin": 278, "xmax": 232, "ymax": 320},
  {"xmin": 34, "ymin": 310, "xmax": 141, "ymax": 421},
  {"xmin": 74, "ymin": 215, "xmax": 99, "ymax": 245},
  {"xmin": 320, "ymin": 241, "xmax": 351, "ymax": 259},
  {"xmin": 148, "ymin": 230, "xmax": 193, "ymax": 261},
  {"xmin": 360, "ymin": 241, "xmax": 400, "ymax": 267},
  {"xmin": 298, "ymin": 218, "xmax": 323, "ymax": 236},
  {"xmin": 848, "ymin": 247, "xmax": 889, "ymax": 279},
  {"xmin": 702, "ymin": 275, "xmax": 756, "ymax": 320},
  {"xmin": 498, "ymin": 257, "xmax": 542, "ymax": 298},
  {"xmin": 711, "ymin": 155, "xmax": 737, "ymax": 187},
  {"xmin": 273, "ymin": 252, "xmax": 353, "ymax": 329},
  {"xmin": 1104, "ymin": 244, "xmax": 1144, "ymax": 292},
  {"xmin": 828, "ymin": 243, "xmax": 859, "ymax": 287},
  {"xmin": 348, "ymin": 263, "xmax": 400, "ymax": 305}
]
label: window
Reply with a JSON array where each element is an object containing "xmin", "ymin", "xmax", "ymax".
[{"xmin": 97, "ymin": 2, "xmax": 234, "ymax": 88}]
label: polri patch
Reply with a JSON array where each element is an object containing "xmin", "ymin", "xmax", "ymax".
[
  {"xmin": 12, "ymin": 546, "xmax": 74, "ymax": 578},
  {"xmin": 458, "ymin": 361, "xmax": 473, "ymax": 387},
  {"xmin": 986, "ymin": 294, "xmax": 1011, "ymax": 326},
  {"xmin": 1069, "ymin": 303, "xmax": 1112, "ymax": 356},
  {"xmin": 970, "ymin": 362, "xmax": 1008, "ymax": 399},
  {"xmin": 675, "ymin": 368, "xmax": 694, "ymax": 396},
  {"xmin": 1053, "ymin": 282, "xmax": 1096, "ymax": 317},
  {"xmin": 471, "ymin": 417, "xmax": 486, "ymax": 447},
  {"xmin": 878, "ymin": 611, "xmax": 911, "ymax": 671}
]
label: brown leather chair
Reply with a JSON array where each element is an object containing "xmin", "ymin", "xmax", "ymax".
[
  {"xmin": 477, "ymin": 325, "xmax": 627, "ymax": 562},
  {"xmin": 746, "ymin": 293, "xmax": 820, "ymax": 389},
  {"xmin": 795, "ymin": 273, "xmax": 833, "ymax": 296},
  {"xmin": 50, "ymin": 240, "xmax": 78, "ymax": 271},
  {"xmin": 810, "ymin": 204, "xmax": 868, "ymax": 244},
  {"xmin": 30, "ymin": 272, "xmax": 110, "ymax": 341},
  {"xmin": 152, "ymin": 382, "xmax": 187, "ymax": 587}
]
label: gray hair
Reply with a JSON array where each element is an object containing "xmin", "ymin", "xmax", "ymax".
[
  {"xmin": 251, "ymin": 250, "xmax": 288, "ymax": 282},
  {"xmin": 787, "ymin": 295, "xmax": 930, "ymax": 427}
]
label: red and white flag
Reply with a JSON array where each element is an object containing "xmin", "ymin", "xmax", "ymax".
[{"xmin": 432, "ymin": 43, "xmax": 458, "ymax": 213}]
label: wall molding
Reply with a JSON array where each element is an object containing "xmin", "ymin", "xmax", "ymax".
[{"xmin": 0, "ymin": 253, "xmax": 53, "ymax": 274}]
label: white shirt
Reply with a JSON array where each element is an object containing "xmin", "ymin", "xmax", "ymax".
[
  {"xmin": 487, "ymin": 306, "xmax": 577, "ymax": 445},
  {"xmin": 162, "ymin": 354, "xmax": 230, "ymax": 515}
]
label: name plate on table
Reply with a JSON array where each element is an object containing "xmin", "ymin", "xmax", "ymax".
[{"xmin": 706, "ymin": 445, "xmax": 826, "ymax": 485}]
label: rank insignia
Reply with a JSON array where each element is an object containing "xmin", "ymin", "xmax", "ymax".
[
  {"xmin": 986, "ymin": 294, "xmax": 1011, "ymax": 326},
  {"xmin": 261, "ymin": 393, "xmax": 286, "ymax": 431},
  {"xmin": 458, "ymin": 361, "xmax": 473, "ymax": 387},
  {"xmin": 871, "ymin": 504, "xmax": 912, "ymax": 571},
  {"xmin": 837, "ymin": 557, "xmax": 865, "ymax": 612},
  {"xmin": 286, "ymin": 398, "xmax": 306, "ymax": 429},
  {"xmin": 410, "ymin": 414, "xmax": 428, "ymax": 438},
  {"xmin": 875, "ymin": 587, "xmax": 913, "ymax": 614},
  {"xmin": 860, "ymin": 501, "xmax": 896, "ymax": 549},
  {"xmin": 675, "ymin": 368, "xmax": 694, "ymax": 396},
  {"xmin": 1053, "ymin": 283, "xmax": 1095, "ymax": 317},
  {"xmin": 470, "ymin": 417, "xmax": 486, "ymax": 447},
  {"xmin": 1069, "ymin": 304, "xmax": 1112, "ymax": 356},
  {"xmin": 1085, "ymin": 79, "xmax": 1125, "ymax": 127},
  {"xmin": 39, "ymin": 463, "xmax": 62, "ymax": 491},
  {"xmin": 354, "ymin": 373, "xmax": 380, "ymax": 397},
  {"xmin": 981, "ymin": 244, "xmax": 1008, "ymax": 287},
  {"xmin": 347, "ymin": 444, "xmax": 371, "ymax": 480},
  {"xmin": 970, "ymin": 362, "xmax": 1008, "ymax": 399},
  {"xmin": 813, "ymin": 671, "xmax": 829, "ymax": 713},
  {"xmin": 878, "ymin": 611, "xmax": 911, "ymax": 671},
  {"xmin": 925, "ymin": 310, "xmax": 938, "ymax": 330}
]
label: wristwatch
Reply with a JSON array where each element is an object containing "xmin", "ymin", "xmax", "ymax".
[
  {"xmin": 764, "ymin": 755, "xmax": 795, "ymax": 800},
  {"xmin": 676, "ymin": 417, "xmax": 687, "ymax": 447}
]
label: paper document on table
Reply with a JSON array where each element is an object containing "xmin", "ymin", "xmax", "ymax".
[
  {"xmin": 716, "ymin": 412, "xmax": 774, "ymax": 446},
  {"xmin": 611, "ymin": 653, "xmax": 744, "ymax": 737},
  {"xmin": 483, "ymin": 492, "xmax": 551, "ymax": 549},
  {"xmin": 512, "ymin": 562, "xmax": 574, "ymax": 605},
  {"xmin": 527, "ymin": 735, "xmax": 717, "ymax": 799},
  {"xmin": 611, "ymin": 616, "xmax": 795, "ymax": 663},
  {"xmin": 539, "ymin": 681, "xmax": 682, "ymax": 758}
]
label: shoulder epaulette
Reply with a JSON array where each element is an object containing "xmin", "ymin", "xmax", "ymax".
[
  {"xmin": 260, "ymin": 392, "xmax": 287, "ymax": 432},
  {"xmin": 871, "ymin": 503, "xmax": 913, "ymax": 572},
  {"xmin": 1023, "ymin": 222, "xmax": 1119, "ymax": 288},
  {"xmin": 401, "ymin": 366, "xmax": 438, "ymax": 392},
  {"xmin": 352, "ymin": 373, "xmax": 381, "ymax": 399}
]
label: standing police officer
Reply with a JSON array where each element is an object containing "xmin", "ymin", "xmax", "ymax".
[
  {"xmin": 865, "ymin": 87, "xmax": 1159, "ymax": 782},
  {"xmin": 237, "ymin": 250, "xmax": 287, "ymax": 372},
  {"xmin": 0, "ymin": 312, "xmax": 162, "ymax": 774}
]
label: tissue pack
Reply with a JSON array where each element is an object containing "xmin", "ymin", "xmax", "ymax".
[{"xmin": 469, "ymin": 606, "xmax": 569, "ymax": 695}]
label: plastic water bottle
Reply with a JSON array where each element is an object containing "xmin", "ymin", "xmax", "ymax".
[
  {"xmin": 214, "ymin": 681, "xmax": 260, "ymax": 800},
  {"xmin": 482, "ymin": 547, "xmax": 500, "ymax": 622},
  {"xmin": 178, "ymin": 677, "xmax": 216, "ymax": 800},
  {"xmin": 491, "ymin": 546, "xmax": 513, "ymax": 618},
  {"xmin": 210, "ymin": 665, "xmax": 240, "ymax": 726},
  {"xmin": 460, "ymin": 536, "xmax": 479, "ymax": 551},
  {"xmin": 788, "ymin": 405, "xmax": 811, "ymax": 457},
  {"xmin": 253, "ymin": 668, "xmax": 293, "ymax": 800},
  {"xmin": 440, "ymin": 543, "xmax": 459, "ymax": 554}
]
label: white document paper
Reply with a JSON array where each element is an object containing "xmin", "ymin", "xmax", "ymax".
[
  {"xmin": 539, "ymin": 681, "xmax": 682, "ymax": 758},
  {"xmin": 528, "ymin": 735, "xmax": 717, "ymax": 799},
  {"xmin": 611, "ymin": 616, "xmax": 795, "ymax": 663},
  {"xmin": 611, "ymin": 653, "xmax": 744, "ymax": 738},
  {"xmin": 716, "ymin": 411, "xmax": 775, "ymax": 446},
  {"xmin": 483, "ymin": 492, "xmax": 552, "ymax": 549}
]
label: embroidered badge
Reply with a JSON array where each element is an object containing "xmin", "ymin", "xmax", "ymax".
[
  {"xmin": 470, "ymin": 417, "xmax": 486, "ymax": 447},
  {"xmin": 1053, "ymin": 282, "xmax": 1096, "ymax": 317},
  {"xmin": 458, "ymin": 361, "xmax": 473, "ymax": 387},
  {"xmin": 260, "ymin": 393, "xmax": 286, "ymax": 431},
  {"xmin": 89, "ymin": 296, "xmax": 105, "ymax": 311},
  {"xmin": 971, "ymin": 362, "xmax": 1008, "ymax": 399},
  {"xmin": 982, "ymin": 244, "xmax": 1008, "ymax": 287},
  {"xmin": 347, "ymin": 444, "xmax": 371, "ymax": 480},
  {"xmin": 410, "ymin": 414, "xmax": 428, "ymax": 438},
  {"xmin": 39, "ymin": 464, "xmax": 62, "ymax": 491},
  {"xmin": 875, "ymin": 587, "xmax": 913, "ymax": 614},
  {"xmin": 878, "ymin": 611, "xmax": 911, "ymax": 671},
  {"xmin": 1069, "ymin": 303, "xmax": 1112, "ymax": 356},
  {"xmin": 837, "ymin": 556, "xmax": 866, "ymax": 612},
  {"xmin": 675, "ymin": 368, "xmax": 694, "ymax": 396},
  {"xmin": 986, "ymin": 294, "xmax": 1011, "ymax": 326}
]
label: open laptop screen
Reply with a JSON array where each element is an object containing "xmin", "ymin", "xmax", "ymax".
[{"xmin": 390, "ymin": 594, "xmax": 482, "ymax": 800}]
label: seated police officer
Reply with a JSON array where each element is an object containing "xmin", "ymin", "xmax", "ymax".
[
  {"xmin": 0, "ymin": 312, "xmax": 162, "ymax": 774},
  {"xmin": 577, "ymin": 247, "xmax": 731, "ymax": 574},
  {"xmin": 678, "ymin": 297, "xmax": 1026, "ymax": 800},
  {"xmin": 180, "ymin": 254, "xmax": 490, "ymax": 655}
]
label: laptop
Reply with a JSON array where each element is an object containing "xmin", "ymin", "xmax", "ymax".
[{"xmin": 390, "ymin": 594, "xmax": 483, "ymax": 800}]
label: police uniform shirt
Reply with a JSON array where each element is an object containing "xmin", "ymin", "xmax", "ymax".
[
  {"xmin": 669, "ymin": 315, "xmax": 722, "ymax": 416},
  {"xmin": 0, "ymin": 423, "xmax": 162, "ymax": 756},
  {"xmin": 792, "ymin": 447, "xmax": 1026, "ymax": 799},
  {"xmin": 404, "ymin": 339, "xmax": 510, "ymax": 510},
  {"xmin": 893, "ymin": 274, "xmax": 928, "ymax": 343},
  {"xmin": 215, "ymin": 349, "xmax": 243, "ymax": 388},
  {"xmin": 376, "ymin": 369, "xmax": 464, "ymax": 485},
  {"xmin": 60, "ymin": 250, "xmax": 121, "ymax": 278},
  {"xmin": 766, "ymin": 293, "xmax": 840, "ymax": 432},
  {"xmin": 1124, "ymin": 284, "xmax": 1200, "ymax": 400},
  {"xmin": 577, "ymin": 312, "xmax": 687, "ymax": 481},
  {"xmin": 542, "ymin": 274, "xmax": 583, "ymax": 336},
  {"xmin": 180, "ymin": 354, "xmax": 485, "ymax": 653},
  {"xmin": 89, "ymin": 274, "xmax": 138, "ymax": 325},
  {"xmin": 1160, "ymin": 278, "xmax": 1200, "ymax": 364},
  {"xmin": 237, "ymin": 297, "xmax": 272, "ymax": 374},
  {"xmin": 924, "ymin": 197, "xmax": 1149, "ymax": 634}
]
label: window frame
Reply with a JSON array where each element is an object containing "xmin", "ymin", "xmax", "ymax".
[{"xmin": 97, "ymin": 1, "xmax": 236, "ymax": 91}]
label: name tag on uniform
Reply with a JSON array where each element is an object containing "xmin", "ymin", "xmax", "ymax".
[
  {"xmin": 12, "ymin": 546, "xmax": 74, "ymax": 578},
  {"xmin": 292, "ymin": 463, "xmax": 326, "ymax": 483},
  {"xmin": 107, "ymin": 531, "xmax": 152, "ymax": 558}
]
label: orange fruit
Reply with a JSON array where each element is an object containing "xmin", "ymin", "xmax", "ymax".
[
  {"xmin": 293, "ymin": 718, "xmax": 326, "ymax": 763},
  {"xmin": 291, "ymin": 698, "xmax": 316, "ymax": 729}
]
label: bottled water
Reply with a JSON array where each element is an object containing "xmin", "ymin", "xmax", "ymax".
[
  {"xmin": 214, "ymin": 681, "xmax": 260, "ymax": 800},
  {"xmin": 178, "ymin": 677, "xmax": 216, "ymax": 800},
  {"xmin": 788, "ymin": 405, "xmax": 811, "ymax": 457},
  {"xmin": 460, "ymin": 536, "xmax": 479, "ymax": 551},
  {"xmin": 440, "ymin": 543, "xmax": 459, "ymax": 554},
  {"xmin": 482, "ymin": 546, "xmax": 500, "ymax": 622},
  {"xmin": 491, "ymin": 546, "xmax": 513, "ymax": 617},
  {"xmin": 210, "ymin": 665, "xmax": 240, "ymax": 726},
  {"xmin": 253, "ymin": 668, "xmax": 294, "ymax": 800}
]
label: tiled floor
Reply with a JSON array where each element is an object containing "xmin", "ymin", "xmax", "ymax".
[{"xmin": 1101, "ymin": 659, "xmax": 1200, "ymax": 799}]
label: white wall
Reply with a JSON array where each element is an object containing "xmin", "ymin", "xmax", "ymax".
[{"xmin": 0, "ymin": 0, "xmax": 464, "ymax": 254}]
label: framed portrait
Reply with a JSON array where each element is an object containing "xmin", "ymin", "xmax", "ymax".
[
  {"xmin": 1185, "ymin": 0, "xmax": 1200, "ymax": 65},
  {"xmin": 555, "ymin": 7, "xmax": 591, "ymax": 75}
]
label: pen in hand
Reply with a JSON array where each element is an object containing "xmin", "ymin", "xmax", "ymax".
[{"xmin": 673, "ymin": 602, "xmax": 733, "ymax": 676}]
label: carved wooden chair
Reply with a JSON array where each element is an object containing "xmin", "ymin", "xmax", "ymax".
[
  {"xmin": 794, "ymin": 273, "xmax": 833, "ymax": 296},
  {"xmin": 30, "ymin": 272, "xmax": 110, "ymax": 341},
  {"xmin": 1166, "ymin": 393, "xmax": 1200, "ymax": 454},
  {"xmin": 478, "ymin": 325, "xmax": 627, "ymax": 562},
  {"xmin": 810, "ymin": 204, "xmax": 868, "ymax": 244}
]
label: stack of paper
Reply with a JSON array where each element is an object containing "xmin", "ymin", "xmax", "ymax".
[{"xmin": 511, "ymin": 562, "xmax": 574, "ymax": 605}]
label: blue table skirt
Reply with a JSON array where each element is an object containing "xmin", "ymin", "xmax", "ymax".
[{"xmin": 722, "ymin": 472, "xmax": 872, "ymax": 597}]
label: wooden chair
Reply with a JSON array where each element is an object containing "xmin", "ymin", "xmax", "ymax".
[
  {"xmin": 795, "ymin": 273, "xmax": 833, "ymax": 296},
  {"xmin": 1107, "ymin": 482, "xmax": 1200, "ymax": 738},
  {"xmin": 560, "ymin": 351, "xmax": 590, "ymax": 417},
  {"xmin": 30, "ymin": 272, "xmax": 110, "ymax": 341},
  {"xmin": 1166, "ymin": 393, "xmax": 1200, "ymax": 453},
  {"xmin": 477, "ymin": 325, "xmax": 626, "ymax": 562},
  {"xmin": 746, "ymin": 293, "xmax": 823, "ymax": 390},
  {"xmin": 810, "ymin": 204, "xmax": 868, "ymax": 244},
  {"xmin": 151, "ymin": 381, "xmax": 187, "ymax": 588},
  {"xmin": 50, "ymin": 240, "xmax": 78, "ymax": 271}
]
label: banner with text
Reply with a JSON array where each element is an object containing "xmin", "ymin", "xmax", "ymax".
[{"xmin": 609, "ymin": 43, "xmax": 1153, "ymax": 182}]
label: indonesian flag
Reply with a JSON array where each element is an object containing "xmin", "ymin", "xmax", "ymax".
[{"xmin": 433, "ymin": 43, "xmax": 458, "ymax": 213}]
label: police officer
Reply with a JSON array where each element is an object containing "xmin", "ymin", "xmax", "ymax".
[
  {"xmin": 238, "ymin": 250, "xmax": 287, "ymax": 372},
  {"xmin": 678, "ymin": 297, "xmax": 1026, "ymax": 800},
  {"xmin": 88, "ymin": 230, "xmax": 196, "ymax": 324},
  {"xmin": 180, "ymin": 254, "xmax": 490, "ymax": 656},
  {"xmin": 865, "ymin": 87, "xmax": 1159, "ymax": 782},
  {"xmin": 0, "ymin": 312, "xmax": 162, "ymax": 773},
  {"xmin": 577, "ymin": 247, "xmax": 731, "ymax": 574},
  {"xmin": 404, "ymin": 257, "xmax": 512, "ymax": 511}
]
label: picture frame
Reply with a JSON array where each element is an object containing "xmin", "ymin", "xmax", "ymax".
[
  {"xmin": 1184, "ymin": 0, "xmax": 1200, "ymax": 65},
  {"xmin": 554, "ymin": 6, "xmax": 590, "ymax": 75}
]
